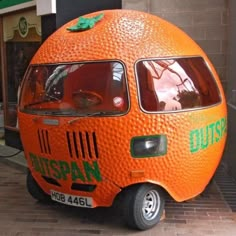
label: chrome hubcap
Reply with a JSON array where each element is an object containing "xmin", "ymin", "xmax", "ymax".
[{"xmin": 142, "ymin": 189, "xmax": 160, "ymax": 221}]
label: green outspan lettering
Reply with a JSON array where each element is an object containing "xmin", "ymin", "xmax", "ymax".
[
  {"xmin": 221, "ymin": 118, "xmax": 227, "ymax": 136},
  {"xmin": 28, "ymin": 153, "xmax": 103, "ymax": 182},
  {"xmin": 190, "ymin": 130, "xmax": 200, "ymax": 153},
  {"xmin": 208, "ymin": 123, "xmax": 215, "ymax": 145},
  {"xmin": 200, "ymin": 126, "xmax": 209, "ymax": 149},
  {"xmin": 189, "ymin": 117, "xmax": 227, "ymax": 153},
  {"xmin": 83, "ymin": 161, "xmax": 102, "ymax": 182},
  {"xmin": 50, "ymin": 160, "xmax": 61, "ymax": 179},
  {"xmin": 59, "ymin": 161, "xmax": 70, "ymax": 180},
  {"xmin": 71, "ymin": 162, "xmax": 85, "ymax": 182},
  {"xmin": 42, "ymin": 158, "xmax": 51, "ymax": 177},
  {"xmin": 29, "ymin": 153, "xmax": 37, "ymax": 169},
  {"xmin": 29, "ymin": 153, "xmax": 41, "ymax": 173},
  {"xmin": 215, "ymin": 120, "xmax": 221, "ymax": 142},
  {"xmin": 39, "ymin": 156, "xmax": 46, "ymax": 175}
]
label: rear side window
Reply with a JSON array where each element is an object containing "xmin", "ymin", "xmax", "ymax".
[{"xmin": 136, "ymin": 57, "xmax": 221, "ymax": 112}]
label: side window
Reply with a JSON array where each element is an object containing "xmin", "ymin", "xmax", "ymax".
[{"xmin": 136, "ymin": 57, "xmax": 221, "ymax": 112}]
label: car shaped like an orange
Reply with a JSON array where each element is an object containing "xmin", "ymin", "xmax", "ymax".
[{"xmin": 18, "ymin": 9, "xmax": 227, "ymax": 230}]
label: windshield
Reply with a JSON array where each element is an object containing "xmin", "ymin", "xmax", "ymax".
[{"xmin": 19, "ymin": 61, "xmax": 129, "ymax": 116}]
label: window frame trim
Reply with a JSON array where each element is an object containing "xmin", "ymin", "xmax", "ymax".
[
  {"xmin": 19, "ymin": 59, "xmax": 131, "ymax": 117},
  {"xmin": 134, "ymin": 56, "xmax": 223, "ymax": 114}
]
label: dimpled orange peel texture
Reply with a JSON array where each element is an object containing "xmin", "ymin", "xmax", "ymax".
[{"xmin": 18, "ymin": 9, "xmax": 227, "ymax": 205}]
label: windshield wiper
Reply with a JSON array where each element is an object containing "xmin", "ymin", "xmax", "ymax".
[
  {"xmin": 49, "ymin": 110, "xmax": 78, "ymax": 115},
  {"xmin": 25, "ymin": 94, "xmax": 60, "ymax": 108},
  {"xmin": 67, "ymin": 111, "xmax": 119, "ymax": 124},
  {"xmin": 22, "ymin": 108, "xmax": 77, "ymax": 116}
]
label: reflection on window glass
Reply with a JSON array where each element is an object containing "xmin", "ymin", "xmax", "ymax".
[
  {"xmin": 136, "ymin": 57, "xmax": 221, "ymax": 112},
  {"xmin": 19, "ymin": 61, "xmax": 129, "ymax": 116}
]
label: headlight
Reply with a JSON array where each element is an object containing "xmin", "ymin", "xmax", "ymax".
[{"xmin": 130, "ymin": 135, "xmax": 167, "ymax": 158}]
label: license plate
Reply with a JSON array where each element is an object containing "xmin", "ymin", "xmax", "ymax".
[{"xmin": 50, "ymin": 190, "xmax": 93, "ymax": 208}]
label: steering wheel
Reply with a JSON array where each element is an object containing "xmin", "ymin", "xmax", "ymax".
[{"xmin": 72, "ymin": 90, "xmax": 103, "ymax": 108}]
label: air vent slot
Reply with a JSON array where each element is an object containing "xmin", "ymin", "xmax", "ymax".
[
  {"xmin": 42, "ymin": 175, "xmax": 61, "ymax": 187},
  {"xmin": 66, "ymin": 131, "xmax": 99, "ymax": 159},
  {"xmin": 71, "ymin": 183, "xmax": 96, "ymax": 192},
  {"xmin": 37, "ymin": 129, "xmax": 51, "ymax": 154}
]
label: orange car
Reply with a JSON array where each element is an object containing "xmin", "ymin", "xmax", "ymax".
[{"xmin": 18, "ymin": 9, "xmax": 227, "ymax": 230}]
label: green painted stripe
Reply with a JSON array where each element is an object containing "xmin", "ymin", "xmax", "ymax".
[{"xmin": 0, "ymin": 0, "xmax": 32, "ymax": 9}]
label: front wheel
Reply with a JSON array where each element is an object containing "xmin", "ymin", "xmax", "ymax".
[
  {"xmin": 26, "ymin": 170, "xmax": 52, "ymax": 203},
  {"xmin": 123, "ymin": 184, "xmax": 165, "ymax": 230}
]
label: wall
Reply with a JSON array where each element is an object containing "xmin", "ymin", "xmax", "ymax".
[
  {"xmin": 56, "ymin": 0, "xmax": 122, "ymax": 28},
  {"xmin": 41, "ymin": 0, "xmax": 122, "ymax": 42},
  {"xmin": 227, "ymin": 0, "xmax": 236, "ymax": 98},
  {"xmin": 224, "ymin": 0, "xmax": 236, "ymax": 180},
  {"xmin": 122, "ymin": 0, "xmax": 229, "ymax": 90}
]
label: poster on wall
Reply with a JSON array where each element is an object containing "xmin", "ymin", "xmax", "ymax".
[{"xmin": 3, "ymin": 10, "xmax": 41, "ymax": 42}]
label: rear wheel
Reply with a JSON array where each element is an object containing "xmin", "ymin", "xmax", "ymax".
[
  {"xmin": 123, "ymin": 184, "xmax": 165, "ymax": 230},
  {"xmin": 26, "ymin": 170, "xmax": 51, "ymax": 203}
]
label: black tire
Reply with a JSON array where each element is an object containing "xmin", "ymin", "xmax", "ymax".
[
  {"xmin": 26, "ymin": 170, "xmax": 51, "ymax": 203},
  {"xmin": 123, "ymin": 184, "xmax": 165, "ymax": 230}
]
